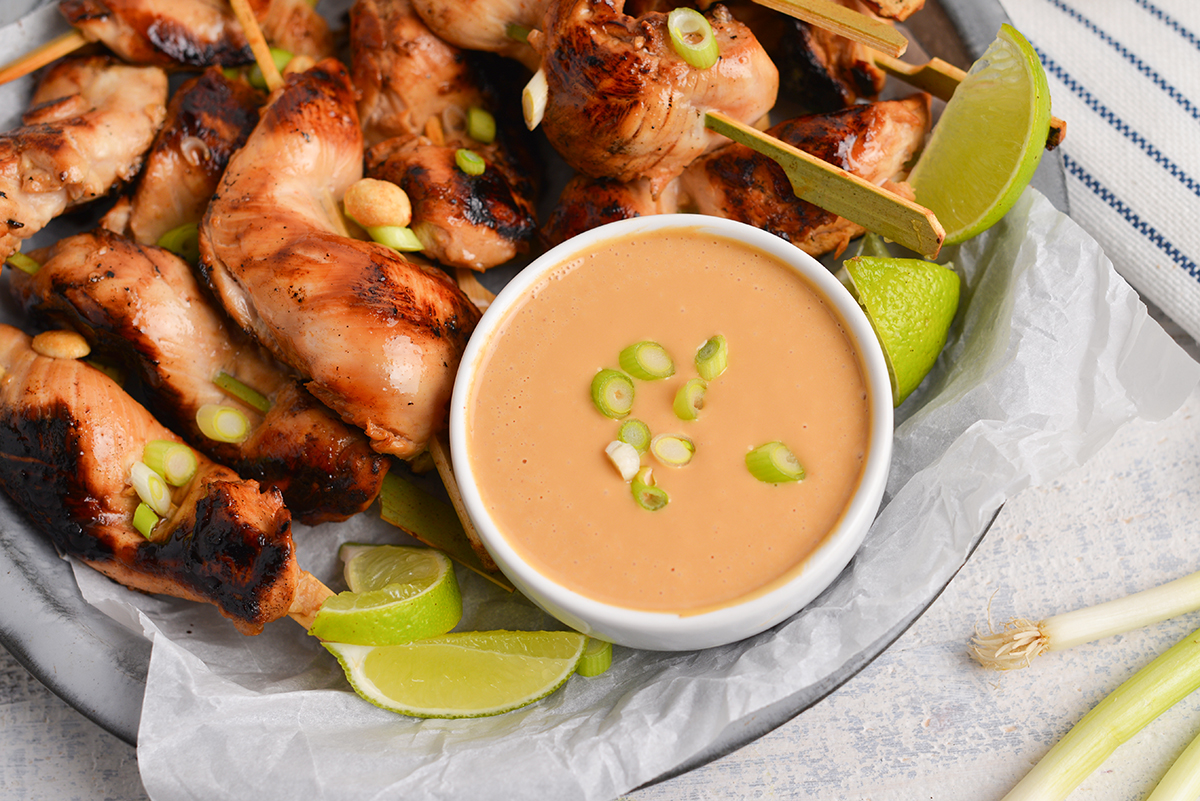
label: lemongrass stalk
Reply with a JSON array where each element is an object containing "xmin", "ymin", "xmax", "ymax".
[
  {"xmin": 1001, "ymin": 624, "xmax": 1200, "ymax": 801},
  {"xmin": 1146, "ymin": 726, "xmax": 1200, "ymax": 801},
  {"xmin": 972, "ymin": 570, "xmax": 1200, "ymax": 670}
]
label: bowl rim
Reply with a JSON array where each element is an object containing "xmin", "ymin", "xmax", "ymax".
[{"xmin": 449, "ymin": 214, "xmax": 894, "ymax": 650}]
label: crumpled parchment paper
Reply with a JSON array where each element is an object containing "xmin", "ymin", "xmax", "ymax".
[{"xmin": 60, "ymin": 189, "xmax": 1199, "ymax": 801}]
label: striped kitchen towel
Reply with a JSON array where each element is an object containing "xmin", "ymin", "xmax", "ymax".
[{"xmin": 995, "ymin": 0, "xmax": 1200, "ymax": 343}]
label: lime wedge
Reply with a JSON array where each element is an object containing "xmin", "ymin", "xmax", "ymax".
[
  {"xmin": 325, "ymin": 631, "xmax": 587, "ymax": 718},
  {"xmin": 309, "ymin": 545, "xmax": 462, "ymax": 646},
  {"xmin": 844, "ymin": 256, "xmax": 961, "ymax": 406},
  {"xmin": 908, "ymin": 24, "xmax": 1052, "ymax": 244}
]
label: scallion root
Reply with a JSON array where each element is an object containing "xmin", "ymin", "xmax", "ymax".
[{"xmin": 970, "ymin": 618, "xmax": 1049, "ymax": 670}]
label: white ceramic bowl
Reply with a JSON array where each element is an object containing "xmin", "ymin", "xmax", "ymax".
[{"xmin": 449, "ymin": 215, "xmax": 893, "ymax": 651}]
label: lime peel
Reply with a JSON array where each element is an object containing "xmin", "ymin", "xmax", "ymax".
[
  {"xmin": 325, "ymin": 631, "xmax": 587, "ymax": 718},
  {"xmin": 909, "ymin": 24, "xmax": 1052, "ymax": 244},
  {"xmin": 309, "ymin": 545, "xmax": 462, "ymax": 646}
]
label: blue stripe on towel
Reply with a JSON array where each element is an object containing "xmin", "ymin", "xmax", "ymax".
[
  {"xmin": 1063, "ymin": 153, "xmax": 1198, "ymax": 280},
  {"xmin": 1041, "ymin": 0, "xmax": 1200, "ymax": 121},
  {"xmin": 1130, "ymin": 0, "xmax": 1200, "ymax": 51},
  {"xmin": 1034, "ymin": 48, "xmax": 1200, "ymax": 200}
]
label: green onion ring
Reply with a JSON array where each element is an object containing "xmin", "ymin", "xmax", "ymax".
[
  {"xmin": 617, "ymin": 419, "xmax": 652, "ymax": 454},
  {"xmin": 591, "ymin": 369, "xmax": 635, "ymax": 418},
  {"xmin": 619, "ymin": 341, "xmax": 675, "ymax": 380},
  {"xmin": 631, "ymin": 467, "xmax": 669, "ymax": 511},
  {"xmin": 455, "ymin": 148, "xmax": 487, "ymax": 176},
  {"xmin": 133, "ymin": 502, "xmax": 160, "ymax": 539},
  {"xmin": 667, "ymin": 8, "xmax": 719, "ymax": 70},
  {"xmin": 745, "ymin": 441, "xmax": 805, "ymax": 483},
  {"xmin": 694, "ymin": 334, "xmax": 728, "ymax": 380},
  {"xmin": 673, "ymin": 378, "xmax": 707, "ymax": 420}
]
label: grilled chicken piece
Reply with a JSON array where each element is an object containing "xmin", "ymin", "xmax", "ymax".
[
  {"xmin": 0, "ymin": 56, "xmax": 167, "ymax": 263},
  {"xmin": 776, "ymin": 16, "xmax": 886, "ymax": 112},
  {"xmin": 59, "ymin": 0, "xmax": 335, "ymax": 68},
  {"xmin": 529, "ymin": 0, "xmax": 777, "ymax": 195},
  {"xmin": 118, "ymin": 68, "xmax": 264, "ymax": 246},
  {"xmin": 859, "ymin": 0, "xmax": 923, "ymax": 21},
  {"xmin": 408, "ymin": 0, "xmax": 548, "ymax": 69},
  {"xmin": 680, "ymin": 95, "xmax": 930, "ymax": 254},
  {"xmin": 541, "ymin": 175, "xmax": 679, "ymax": 247},
  {"xmin": 543, "ymin": 96, "xmax": 930, "ymax": 256},
  {"xmin": 11, "ymin": 230, "xmax": 390, "ymax": 525},
  {"xmin": 351, "ymin": 0, "xmax": 492, "ymax": 147},
  {"xmin": 199, "ymin": 60, "xmax": 482, "ymax": 459},
  {"xmin": 0, "ymin": 324, "xmax": 297, "ymax": 634},
  {"xmin": 366, "ymin": 134, "xmax": 538, "ymax": 270}
]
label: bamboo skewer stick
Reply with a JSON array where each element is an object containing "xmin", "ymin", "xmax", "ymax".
[
  {"xmin": 0, "ymin": 30, "xmax": 88, "ymax": 86},
  {"xmin": 288, "ymin": 571, "xmax": 335, "ymax": 630},
  {"xmin": 871, "ymin": 50, "xmax": 1067, "ymax": 149},
  {"xmin": 750, "ymin": 0, "xmax": 907, "ymax": 57},
  {"xmin": 229, "ymin": 0, "xmax": 284, "ymax": 92},
  {"xmin": 705, "ymin": 111, "xmax": 945, "ymax": 257},
  {"xmin": 429, "ymin": 433, "xmax": 498, "ymax": 572},
  {"xmin": 455, "ymin": 268, "xmax": 496, "ymax": 312}
]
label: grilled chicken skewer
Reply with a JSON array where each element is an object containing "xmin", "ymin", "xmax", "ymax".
[
  {"xmin": 528, "ymin": 0, "xmax": 778, "ymax": 195},
  {"xmin": 59, "ymin": 0, "xmax": 335, "ymax": 68},
  {"xmin": 11, "ymin": 230, "xmax": 391, "ymax": 525},
  {"xmin": 0, "ymin": 324, "xmax": 331, "ymax": 634},
  {"xmin": 200, "ymin": 59, "xmax": 482, "ymax": 459},
  {"xmin": 0, "ymin": 56, "xmax": 167, "ymax": 263},
  {"xmin": 543, "ymin": 95, "xmax": 930, "ymax": 255},
  {"xmin": 102, "ymin": 67, "xmax": 264, "ymax": 245},
  {"xmin": 351, "ymin": 0, "xmax": 540, "ymax": 271}
]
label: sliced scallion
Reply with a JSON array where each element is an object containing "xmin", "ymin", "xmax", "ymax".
[
  {"xmin": 523, "ymin": 68, "xmax": 548, "ymax": 131},
  {"xmin": 673, "ymin": 378, "xmax": 707, "ymax": 420},
  {"xmin": 130, "ymin": 460, "xmax": 172, "ymax": 516},
  {"xmin": 695, "ymin": 334, "xmax": 728, "ymax": 380},
  {"xmin": 133, "ymin": 502, "xmax": 160, "ymax": 539},
  {"xmin": 455, "ymin": 148, "xmax": 486, "ymax": 176},
  {"xmin": 576, "ymin": 638, "xmax": 613, "ymax": 677},
  {"xmin": 505, "ymin": 23, "xmax": 532, "ymax": 42},
  {"xmin": 650, "ymin": 434, "xmax": 694, "ymax": 467},
  {"xmin": 591, "ymin": 369, "xmax": 635, "ymax": 419},
  {"xmin": 249, "ymin": 47, "xmax": 293, "ymax": 89},
  {"xmin": 745, "ymin": 441, "xmax": 805, "ymax": 483},
  {"xmin": 368, "ymin": 225, "xmax": 424, "ymax": 252},
  {"xmin": 619, "ymin": 341, "xmax": 675, "ymax": 380},
  {"xmin": 213, "ymin": 371, "xmax": 271, "ymax": 414},
  {"xmin": 467, "ymin": 107, "xmax": 496, "ymax": 144},
  {"xmin": 5, "ymin": 252, "xmax": 40, "ymax": 275},
  {"xmin": 630, "ymin": 467, "xmax": 668, "ymax": 511},
  {"xmin": 157, "ymin": 222, "xmax": 200, "ymax": 264},
  {"xmin": 604, "ymin": 440, "xmax": 640, "ymax": 481},
  {"xmin": 667, "ymin": 8, "xmax": 719, "ymax": 70},
  {"xmin": 617, "ymin": 419, "xmax": 652, "ymax": 455},
  {"xmin": 196, "ymin": 404, "xmax": 250, "ymax": 443},
  {"xmin": 143, "ymin": 440, "xmax": 198, "ymax": 487}
]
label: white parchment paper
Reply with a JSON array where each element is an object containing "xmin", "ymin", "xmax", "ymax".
[
  {"xmin": 56, "ymin": 190, "xmax": 1198, "ymax": 801},
  {"xmin": 2, "ymin": 4, "xmax": 1196, "ymax": 798}
]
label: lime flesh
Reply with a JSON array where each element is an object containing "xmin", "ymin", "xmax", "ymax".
[
  {"xmin": 325, "ymin": 631, "xmax": 587, "ymax": 718},
  {"xmin": 309, "ymin": 545, "xmax": 462, "ymax": 646},
  {"xmin": 844, "ymin": 256, "xmax": 961, "ymax": 406},
  {"xmin": 909, "ymin": 24, "xmax": 1052, "ymax": 244}
]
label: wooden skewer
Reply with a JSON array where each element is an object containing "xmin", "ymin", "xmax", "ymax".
[
  {"xmin": 871, "ymin": 51, "xmax": 1068, "ymax": 150},
  {"xmin": 229, "ymin": 0, "xmax": 284, "ymax": 92},
  {"xmin": 288, "ymin": 571, "xmax": 335, "ymax": 630},
  {"xmin": 455, "ymin": 268, "xmax": 496, "ymax": 312},
  {"xmin": 750, "ymin": 0, "xmax": 907, "ymax": 57},
  {"xmin": 429, "ymin": 433, "xmax": 499, "ymax": 572},
  {"xmin": 705, "ymin": 111, "xmax": 944, "ymax": 257},
  {"xmin": 0, "ymin": 30, "xmax": 88, "ymax": 86}
]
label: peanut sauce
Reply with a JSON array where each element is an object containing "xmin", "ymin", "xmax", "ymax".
[{"xmin": 467, "ymin": 229, "xmax": 871, "ymax": 613}]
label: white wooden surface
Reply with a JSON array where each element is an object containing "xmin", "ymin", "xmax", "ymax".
[{"xmin": 2, "ymin": 318, "xmax": 1198, "ymax": 800}]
